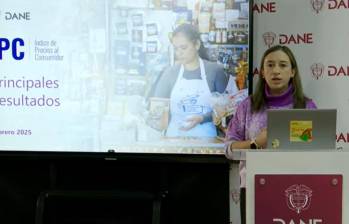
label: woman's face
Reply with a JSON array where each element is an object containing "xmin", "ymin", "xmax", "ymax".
[
  {"xmin": 262, "ymin": 50, "xmax": 295, "ymax": 95},
  {"xmin": 172, "ymin": 32, "xmax": 199, "ymax": 65}
]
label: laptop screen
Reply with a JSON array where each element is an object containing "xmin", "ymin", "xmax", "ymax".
[{"xmin": 267, "ymin": 109, "xmax": 337, "ymax": 150}]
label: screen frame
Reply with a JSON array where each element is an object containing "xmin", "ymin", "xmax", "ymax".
[{"xmin": 0, "ymin": 0, "xmax": 254, "ymax": 158}]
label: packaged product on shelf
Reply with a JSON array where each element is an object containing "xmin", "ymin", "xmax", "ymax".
[
  {"xmin": 131, "ymin": 13, "xmax": 144, "ymax": 27},
  {"xmin": 175, "ymin": 10, "xmax": 192, "ymax": 25},
  {"xmin": 146, "ymin": 23, "xmax": 159, "ymax": 36},
  {"xmin": 132, "ymin": 29, "xmax": 143, "ymax": 43},
  {"xmin": 198, "ymin": 12, "xmax": 211, "ymax": 33},
  {"xmin": 200, "ymin": 0, "xmax": 213, "ymax": 12},
  {"xmin": 210, "ymin": 89, "xmax": 248, "ymax": 133},
  {"xmin": 210, "ymin": 92, "xmax": 231, "ymax": 130},
  {"xmin": 199, "ymin": 34, "xmax": 208, "ymax": 46},
  {"xmin": 147, "ymin": 97, "xmax": 170, "ymax": 131},
  {"xmin": 240, "ymin": 2, "xmax": 249, "ymax": 18},
  {"xmin": 160, "ymin": 0, "xmax": 172, "ymax": 9},
  {"xmin": 215, "ymin": 29, "xmax": 222, "ymax": 44},
  {"xmin": 152, "ymin": 0, "xmax": 161, "ymax": 8},
  {"xmin": 174, "ymin": 0, "xmax": 187, "ymax": 9},
  {"xmin": 114, "ymin": 40, "xmax": 130, "ymax": 68},
  {"xmin": 208, "ymin": 30, "xmax": 216, "ymax": 43},
  {"xmin": 225, "ymin": 0, "xmax": 234, "ymax": 9},
  {"xmin": 146, "ymin": 41, "xmax": 158, "ymax": 53},
  {"xmin": 235, "ymin": 60, "xmax": 248, "ymax": 90},
  {"xmin": 225, "ymin": 74, "xmax": 239, "ymax": 94},
  {"xmin": 222, "ymin": 29, "xmax": 227, "ymax": 43},
  {"xmin": 212, "ymin": 2, "xmax": 226, "ymax": 21}
]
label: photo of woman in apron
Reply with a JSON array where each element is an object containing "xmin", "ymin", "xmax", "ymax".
[{"xmin": 154, "ymin": 24, "xmax": 232, "ymax": 137}]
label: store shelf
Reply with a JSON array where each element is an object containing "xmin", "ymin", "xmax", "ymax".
[{"xmin": 204, "ymin": 44, "xmax": 248, "ymax": 49}]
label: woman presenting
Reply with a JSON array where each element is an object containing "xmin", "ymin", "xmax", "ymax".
[
  {"xmin": 154, "ymin": 24, "xmax": 228, "ymax": 137},
  {"xmin": 224, "ymin": 45, "xmax": 317, "ymax": 224}
]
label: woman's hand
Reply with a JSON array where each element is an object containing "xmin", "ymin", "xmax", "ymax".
[
  {"xmin": 255, "ymin": 128, "xmax": 267, "ymax": 149},
  {"xmin": 180, "ymin": 115, "xmax": 204, "ymax": 131}
]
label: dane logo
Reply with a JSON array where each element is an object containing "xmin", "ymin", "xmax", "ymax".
[
  {"xmin": 285, "ymin": 184, "xmax": 312, "ymax": 214},
  {"xmin": 279, "ymin": 33, "xmax": 314, "ymax": 45},
  {"xmin": 311, "ymin": 0, "xmax": 326, "ymax": 13},
  {"xmin": 312, "ymin": 0, "xmax": 349, "ymax": 13},
  {"xmin": 311, "ymin": 63, "xmax": 349, "ymax": 78},
  {"xmin": 311, "ymin": 63, "xmax": 325, "ymax": 79},
  {"xmin": 253, "ymin": 2, "xmax": 277, "ymax": 14},
  {"xmin": 263, "ymin": 32, "xmax": 314, "ymax": 48},
  {"xmin": 4, "ymin": 12, "xmax": 31, "ymax": 20},
  {"xmin": 0, "ymin": 38, "xmax": 25, "ymax": 60},
  {"xmin": 263, "ymin": 32, "xmax": 277, "ymax": 48}
]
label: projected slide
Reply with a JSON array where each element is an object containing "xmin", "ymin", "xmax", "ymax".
[{"xmin": 0, "ymin": 0, "xmax": 249, "ymax": 152}]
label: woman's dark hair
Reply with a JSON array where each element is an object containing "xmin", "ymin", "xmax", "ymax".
[
  {"xmin": 252, "ymin": 45, "xmax": 307, "ymax": 112},
  {"xmin": 172, "ymin": 23, "xmax": 209, "ymax": 60}
]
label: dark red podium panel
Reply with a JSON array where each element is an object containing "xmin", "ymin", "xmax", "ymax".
[{"xmin": 255, "ymin": 174, "xmax": 342, "ymax": 224}]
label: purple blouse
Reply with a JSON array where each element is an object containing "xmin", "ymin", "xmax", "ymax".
[{"xmin": 225, "ymin": 85, "xmax": 317, "ymax": 187}]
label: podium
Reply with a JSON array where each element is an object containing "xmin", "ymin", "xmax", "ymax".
[{"xmin": 245, "ymin": 150, "xmax": 347, "ymax": 224}]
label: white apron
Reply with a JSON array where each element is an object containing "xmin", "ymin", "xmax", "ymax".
[{"xmin": 166, "ymin": 59, "xmax": 217, "ymax": 137}]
